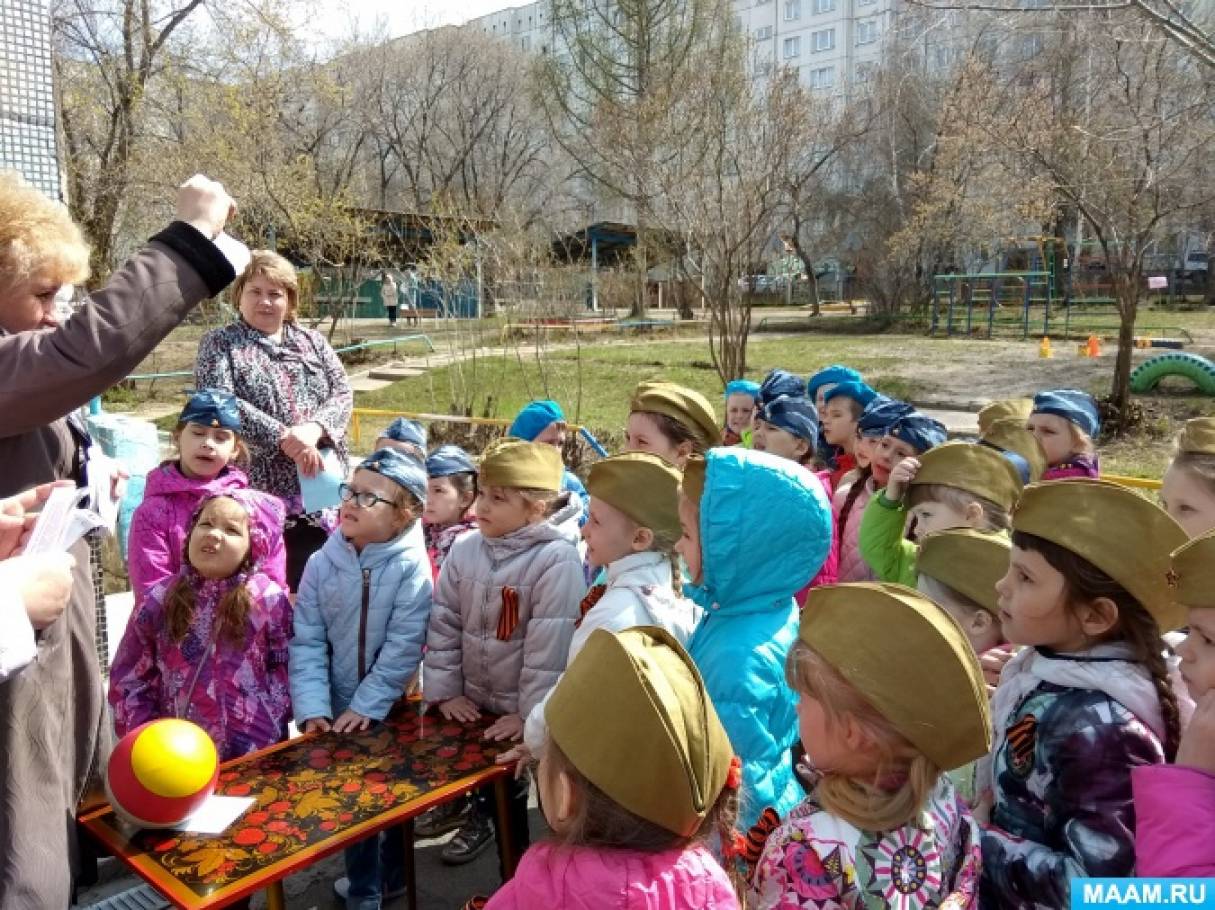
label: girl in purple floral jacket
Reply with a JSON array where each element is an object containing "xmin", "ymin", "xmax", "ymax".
[{"xmin": 109, "ymin": 490, "xmax": 293, "ymax": 761}]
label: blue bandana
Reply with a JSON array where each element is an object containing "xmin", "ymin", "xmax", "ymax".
[
  {"xmin": 724, "ymin": 379, "xmax": 761, "ymax": 401},
  {"xmin": 823, "ymin": 380, "xmax": 878, "ymax": 410},
  {"xmin": 180, "ymin": 388, "xmax": 241, "ymax": 432},
  {"xmin": 759, "ymin": 370, "xmax": 806, "ymax": 406},
  {"xmin": 426, "ymin": 444, "xmax": 477, "ymax": 478},
  {"xmin": 382, "ymin": 417, "xmax": 427, "ymax": 448},
  {"xmin": 858, "ymin": 397, "xmax": 914, "ymax": 438},
  {"xmin": 358, "ymin": 448, "xmax": 428, "ymax": 503},
  {"xmin": 508, "ymin": 400, "xmax": 566, "ymax": 441},
  {"xmin": 807, "ymin": 364, "xmax": 862, "ymax": 399},
  {"xmin": 1033, "ymin": 389, "xmax": 1100, "ymax": 437},
  {"xmin": 888, "ymin": 413, "xmax": 948, "ymax": 453},
  {"xmin": 760, "ymin": 395, "xmax": 820, "ymax": 445}
]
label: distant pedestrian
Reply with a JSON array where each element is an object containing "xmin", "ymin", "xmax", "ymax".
[{"xmin": 380, "ymin": 271, "xmax": 399, "ymax": 327}]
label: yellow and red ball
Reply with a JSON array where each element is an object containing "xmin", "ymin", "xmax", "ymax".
[{"xmin": 105, "ymin": 719, "xmax": 219, "ymax": 828}]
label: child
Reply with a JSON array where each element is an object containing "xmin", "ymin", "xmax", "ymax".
[
  {"xmin": 424, "ymin": 439, "xmax": 585, "ymax": 868},
  {"xmin": 1134, "ymin": 532, "xmax": 1215, "ymax": 875},
  {"xmin": 423, "ymin": 444, "xmax": 479, "ymax": 574},
  {"xmin": 750, "ymin": 395, "xmax": 839, "ymax": 596},
  {"xmin": 290, "ymin": 448, "xmax": 434, "ymax": 910},
  {"xmin": 508, "ymin": 400, "xmax": 588, "ymax": 520},
  {"xmin": 806, "ymin": 364, "xmax": 862, "ymax": 419},
  {"xmin": 832, "ymin": 398, "xmax": 916, "ymax": 583},
  {"xmin": 677, "ymin": 448, "xmax": 832, "ymax": 829},
  {"xmin": 981, "ymin": 479, "xmax": 1188, "ymax": 906},
  {"xmin": 722, "ymin": 379, "xmax": 760, "ymax": 446},
  {"xmin": 1028, "ymin": 389, "xmax": 1100, "ymax": 479},
  {"xmin": 484, "ymin": 627, "xmax": 740, "ymax": 909},
  {"xmin": 513, "ymin": 452, "xmax": 699, "ymax": 760},
  {"xmin": 626, "ymin": 380, "xmax": 719, "ymax": 469},
  {"xmin": 1159, "ymin": 416, "xmax": 1215, "ymax": 537},
  {"xmin": 110, "ymin": 490, "xmax": 292, "ymax": 761},
  {"xmin": 748, "ymin": 583, "xmax": 989, "ymax": 909},
  {"xmin": 375, "ymin": 417, "xmax": 426, "ymax": 462},
  {"xmin": 980, "ymin": 416, "xmax": 1047, "ymax": 483},
  {"xmin": 128, "ymin": 389, "xmax": 286, "ymax": 603},
  {"xmin": 916, "ymin": 529, "xmax": 1012, "ymax": 802},
  {"xmin": 977, "ymin": 397, "xmax": 1033, "ymax": 435},
  {"xmin": 821, "ymin": 380, "xmax": 877, "ymax": 488},
  {"xmin": 858, "ymin": 417, "xmax": 976, "ymax": 586}
]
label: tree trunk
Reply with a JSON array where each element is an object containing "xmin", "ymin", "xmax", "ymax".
[{"xmin": 1110, "ymin": 283, "xmax": 1138, "ymax": 433}]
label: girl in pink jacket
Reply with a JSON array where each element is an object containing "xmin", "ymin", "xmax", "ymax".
[
  {"xmin": 1134, "ymin": 533, "xmax": 1215, "ymax": 876},
  {"xmin": 127, "ymin": 389, "xmax": 287, "ymax": 602},
  {"xmin": 482, "ymin": 627, "xmax": 740, "ymax": 910}
]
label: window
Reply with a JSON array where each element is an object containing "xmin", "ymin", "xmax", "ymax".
[
  {"xmin": 856, "ymin": 19, "xmax": 878, "ymax": 45},
  {"xmin": 809, "ymin": 65, "xmax": 834, "ymax": 89},
  {"xmin": 521, "ymin": 35, "xmax": 530, "ymax": 51},
  {"xmin": 857, "ymin": 0, "xmax": 876, "ymax": 5},
  {"xmin": 756, "ymin": 25, "xmax": 773, "ymax": 39},
  {"xmin": 812, "ymin": 28, "xmax": 835, "ymax": 51},
  {"xmin": 784, "ymin": 0, "xmax": 801, "ymax": 21},
  {"xmin": 813, "ymin": 0, "xmax": 835, "ymax": 13},
  {"xmin": 784, "ymin": 36, "xmax": 801, "ymax": 58}
]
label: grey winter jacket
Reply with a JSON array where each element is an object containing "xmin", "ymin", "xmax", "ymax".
[
  {"xmin": 423, "ymin": 495, "xmax": 585, "ymax": 718},
  {"xmin": 290, "ymin": 521, "xmax": 433, "ymax": 722}
]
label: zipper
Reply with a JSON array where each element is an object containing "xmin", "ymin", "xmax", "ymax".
[{"xmin": 357, "ymin": 568, "xmax": 371, "ymax": 681}]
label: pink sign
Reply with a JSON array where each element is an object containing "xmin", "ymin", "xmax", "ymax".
[{"xmin": 1148, "ymin": 276, "xmax": 1168, "ymax": 289}]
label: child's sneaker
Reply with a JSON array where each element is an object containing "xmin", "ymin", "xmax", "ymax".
[
  {"xmin": 439, "ymin": 813, "xmax": 494, "ymax": 866},
  {"xmin": 414, "ymin": 798, "xmax": 470, "ymax": 839}
]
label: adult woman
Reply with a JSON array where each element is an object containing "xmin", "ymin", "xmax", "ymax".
[
  {"xmin": 195, "ymin": 252, "xmax": 353, "ymax": 589},
  {"xmin": 0, "ymin": 171, "xmax": 239, "ymax": 907}
]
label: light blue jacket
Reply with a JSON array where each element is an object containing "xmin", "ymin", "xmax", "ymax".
[
  {"xmin": 685, "ymin": 448, "xmax": 832, "ymax": 829},
  {"xmin": 289, "ymin": 521, "xmax": 433, "ymax": 723}
]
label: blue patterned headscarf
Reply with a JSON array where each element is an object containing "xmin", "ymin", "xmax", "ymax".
[
  {"xmin": 888, "ymin": 413, "xmax": 948, "ymax": 453},
  {"xmin": 760, "ymin": 395, "xmax": 820, "ymax": 445},
  {"xmin": 1032, "ymin": 389, "xmax": 1100, "ymax": 437},
  {"xmin": 180, "ymin": 388, "xmax": 241, "ymax": 432}
]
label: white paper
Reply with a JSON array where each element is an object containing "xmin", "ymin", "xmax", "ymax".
[
  {"xmin": 24, "ymin": 485, "xmax": 86, "ymax": 555},
  {"xmin": 176, "ymin": 795, "xmax": 256, "ymax": 835},
  {"xmin": 86, "ymin": 445, "xmax": 122, "ymax": 533}
]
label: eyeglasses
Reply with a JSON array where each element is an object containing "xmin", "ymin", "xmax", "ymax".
[{"xmin": 338, "ymin": 484, "xmax": 397, "ymax": 509}]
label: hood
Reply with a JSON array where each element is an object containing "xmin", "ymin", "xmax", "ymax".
[
  {"xmin": 698, "ymin": 448, "xmax": 831, "ymax": 613},
  {"xmin": 483, "ymin": 491, "xmax": 582, "ymax": 559},
  {"xmin": 322, "ymin": 515, "xmax": 427, "ymax": 571},
  {"xmin": 185, "ymin": 487, "xmax": 285, "ymax": 573},
  {"xmin": 144, "ymin": 461, "xmax": 249, "ymax": 499}
]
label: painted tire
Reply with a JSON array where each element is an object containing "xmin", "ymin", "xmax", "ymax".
[{"xmin": 1129, "ymin": 351, "xmax": 1215, "ymax": 395}]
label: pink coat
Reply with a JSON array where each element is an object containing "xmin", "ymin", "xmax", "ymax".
[
  {"xmin": 128, "ymin": 461, "xmax": 287, "ymax": 602},
  {"xmin": 484, "ymin": 841, "xmax": 739, "ymax": 910},
  {"xmin": 832, "ymin": 475, "xmax": 876, "ymax": 583},
  {"xmin": 795, "ymin": 471, "xmax": 838, "ymax": 606},
  {"xmin": 1133, "ymin": 763, "xmax": 1215, "ymax": 876}
]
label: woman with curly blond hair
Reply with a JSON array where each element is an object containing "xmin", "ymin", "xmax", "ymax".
[{"xmin": 0, "ymin": 171, "xmax": 241, "ymax": 907}]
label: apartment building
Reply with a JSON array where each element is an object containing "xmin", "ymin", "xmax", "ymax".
[{"xmin": 0, "ymin": 0, "xmax": 61, "ymax": 198}]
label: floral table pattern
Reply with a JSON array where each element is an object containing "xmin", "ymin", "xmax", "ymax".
[{"xmin": 80, "ymin": 703, "xmax": 509, "ymax": 907}]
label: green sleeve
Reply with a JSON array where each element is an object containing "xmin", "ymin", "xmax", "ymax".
[{"xmin": 857, "ymin": 492, "xmax": 919, "ymax": 587}]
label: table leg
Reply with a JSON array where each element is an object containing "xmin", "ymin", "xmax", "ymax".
[
  {"xmin": 493, "ymin": 776, "xmax": 519, "ymax": 880},
  {"xmin": 264, "ymin": 881, "xmax": 286, "ymax": 910},
  {"xmin": 402, "ymin": 818, "xmax": 417, "ymax": 910}
]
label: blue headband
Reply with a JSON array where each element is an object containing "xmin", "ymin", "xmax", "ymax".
[
  {"xmin": 823, "ymin": 380, "xmax": 878, "ymax": 409},
  {"xmin": 1032, "ymin": 389, "xmax": 1100, "ymax": 437},
  {"xmin": 180, "ymin": 388, "xmax": 241, "ymax": 432},
  {"xmin": 426, "ymin": 444, "xmax": 477, "ymax": 478},
  {"xmin": 857, "ymin": 397, "xmax": 914, "ymax": 438},
  {"xmin": 807, "ymin": 364, "xmax": 862, "ymax": 398},
  {"xmin": 760, "ymin": 395, "xmax": 820, "ymax": 445},
  {"xmin": 724, "ymin": 379, "xmax": 761, "ymax": 401},
  {"xmin": 759, "ymin": 369, "xmax": 806, "ymax": 406},
  {"xmin": 382, "ymin": 417, "xmax": 427, "ymax": 448},
  {"xmin": 888, "ymin": 413, "xmax": 948, "ymax": 453},
  {"xmin": 358, "ymin": 448, "xmax": 428, "ymax": 503},
  {"xmin": 508, "ymin": 399, "xmax": 566, "ymax": 441}
]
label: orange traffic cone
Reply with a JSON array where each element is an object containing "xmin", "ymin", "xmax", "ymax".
[
  {"xmin": 1086, "ymin": 335, "xmax": 1101, "ymax": 357},
  {"xmin": 1039, "ymin": 336, "xmax": 1053, "ymax": 358}
]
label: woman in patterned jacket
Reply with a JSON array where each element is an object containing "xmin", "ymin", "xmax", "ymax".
[{"xmin": 195, "ymin": 251, "xmax": 353, "ymax": 589}]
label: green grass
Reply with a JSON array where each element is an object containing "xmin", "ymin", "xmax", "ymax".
[{"xmin": 354, "ymin": 335, "xmax": 941, "ymax": 440}]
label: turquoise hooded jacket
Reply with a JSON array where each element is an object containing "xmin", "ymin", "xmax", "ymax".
[{"xmin": 685, "ymin": 448, "xmax": 833, "ymax": 829}]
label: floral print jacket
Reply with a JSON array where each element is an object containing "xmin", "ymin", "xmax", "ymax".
[
  {"xmin": 195, "ymin": 318, "xmax": 352, "ymax": 515},
  {"xmin": 109, "ymin": 570, "xmax": 293, "ymax": 762},
  {"xmin": 748, "ymin": 778, "xmax": 982, "ymax": 910}
]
